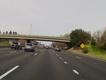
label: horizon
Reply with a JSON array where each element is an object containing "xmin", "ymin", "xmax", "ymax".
[{"xmin": 0, "ymin": 24, "xmax": 105, "ymax": 36}]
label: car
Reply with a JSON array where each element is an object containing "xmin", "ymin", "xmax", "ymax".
[
  {"xmin": 10, "ymin": 44, "xmax": 16, "ymax": 49},
  {"xmin": 24, "ymin": 43, "xmax": 35, "ymax": 52},
  {"xmin": 10, "ymin": 42, "xmax": 22, "ymax": 50},
  {"xmin": 55, "ymin": 48, "xmax": 61, "ymax": 52}
]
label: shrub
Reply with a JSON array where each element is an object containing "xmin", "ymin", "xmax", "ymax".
[{"xmin": 82, "ymin": 47, "xmax": 89, "ymax": 54}]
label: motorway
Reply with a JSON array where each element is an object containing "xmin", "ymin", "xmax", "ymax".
[{"xmin": 0, "ymin": 48, "xmax": 106, "ymax": 80}]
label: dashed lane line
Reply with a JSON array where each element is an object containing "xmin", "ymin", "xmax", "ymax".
[
  {"xmin": 34, "ymin": 53, "xmax": 38, "ymax": 56},
  {"xmin": 73, "ymin": 69, "xmax": 79, "ymax": 75},
  {"xmin": 55, "ymin": 54, "xmax": 68, "ymax": 65},
  {"xmin": 59, "ymin": 57, "xmax": 62, "ymax": 60},
  {"xmin": 56, "ymin": 54, "xmax": 59, "ymax": 57},
  {"xmin": 76, "ymin": 56, "xmax": 81, "ymax": 59},
  {"xmin": 64, "ymin": 61, "xmax": 68, "ymax": 64},
  {"xmin": 0, "ymin": 65, "xmax": 19, "ymax": 80}
]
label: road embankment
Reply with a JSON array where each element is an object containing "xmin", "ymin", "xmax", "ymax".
[{"xmin": 67, "ymin": 49, "xmax": 106, "ymax": 62}]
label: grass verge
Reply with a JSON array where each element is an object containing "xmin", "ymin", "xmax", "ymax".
[
  {"xmin": 87, "ymin": 45, "xmax": 106, "ymax": 60},
  {"xmin": 0, "ymin": 40, "xmax": 10, "ymax": 47}
]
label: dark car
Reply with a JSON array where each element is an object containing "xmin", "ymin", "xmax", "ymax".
[{"xmin": 10, "ymin": 42, "xmax": 22, "ymax": 50}]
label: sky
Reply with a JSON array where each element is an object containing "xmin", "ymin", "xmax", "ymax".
[{"xmin": 0, "ymin": 0, "xmax": 106, "ymax": 36}]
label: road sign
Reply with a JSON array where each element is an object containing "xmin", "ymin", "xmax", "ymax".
[{"xmin": 80, "ymin": 43, "xmax": 85, "ymax": 48}]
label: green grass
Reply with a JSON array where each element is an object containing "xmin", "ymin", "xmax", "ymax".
[
  {"xmin": 0, "ymin": 40, "xmax": 10, "ymax": 47},
  {"xmin": 87, "ymin": 45, "xmax": 106, "ymax": 60}
]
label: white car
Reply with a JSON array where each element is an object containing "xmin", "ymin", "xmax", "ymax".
[{"xmin": 24, "ymin": 43, "xmax": 35, "ymax": 52}]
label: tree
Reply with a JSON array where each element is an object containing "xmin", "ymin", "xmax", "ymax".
[
  {"xmin": 14, "ymin": 32, "xmax": 18, "ymax": 35},
  {"xmin": 91, "ymin": 37, "xmax": 96, "ymax": 46},
  {"xmin": 13, "ymin": 31, "xmax": 15, "ymax": 35},
  {"xmin": 92, "ymin": 30, "xmax": 106, "ymax": 50},
  {"xmin": 69, "ymin": 29, "xmax": 91, "ymax": 47},
  {"xmin": 3, "ymin": 32, "xmax": 5, "ymax": 35},
  {"xmin": 6, "ymin": 31, "xmax": 8, "ymax": 35},
  {"xmin": 93, "ymin": 31, "xmax": 102, "ymax": 44},
  {"xmin": 60, "ymin": 33, "xmax": 70, "ymax": 39},
  {"xmin": 9, "ymin": 31, "xmax": 12, "ymax": 35},
  {"xmin": 98, "ymin": 30, "xmax": 106, "ymax": 50}
]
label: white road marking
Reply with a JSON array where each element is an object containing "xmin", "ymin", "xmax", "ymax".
[
  {"xmin": 73, "ymin": 69, "xmax": 79, "ymax": 75},
  {"xmin": 34, "ymin": 53, "xmax": 38, "ymax": 56},
  {"xmin": 0, "ymin": 65, "xmax": 19, "ymax": 80},
  {"xmin": 56, "ymin": 54, "xmax": 58, "ymax": 56},
  {"xmin": 76, "ymin": 56, "xmax": 81, "ymax": 59},
  {"xmin": 59, "ymin": 57, "xmax": 62, "ymax": 59},
  {"xmin": 64, "ymin": 61, "xmax": 68, "ymax": 64}
]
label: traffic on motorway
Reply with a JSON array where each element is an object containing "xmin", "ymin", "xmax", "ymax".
[
  {"xmin": 10, "ymin": 41, "xmax": 62, "ymax": 52},
  {"xmin": 0, "ymin": 41, "xmax": 106, "ymax": 80},
  {"xmin": 0, "ymin": 0, "xmax": 106, "ymax": 80}
]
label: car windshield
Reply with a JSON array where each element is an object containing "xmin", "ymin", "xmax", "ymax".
[
  {"xmin": 0, "ymin": 0, "xmax": 106, "ymax": 80},
  {"xmin": 27, "ymin": 43, "xmax": 33, "ymax": 46}
]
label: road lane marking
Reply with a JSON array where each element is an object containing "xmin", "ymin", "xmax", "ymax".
[
  {"xmin": 76, "ymin": 56, "xmax": 81, "ymax": 59},
  {"xmin": 0, "ymin": 65, "xmax": 19, "ymax": 80},
  {"xmin": 64, "ymin": 61, "xmax": 68, "ymax": 64},
  {"xmin": 73, "ymin": 69, "xmax": 79, "ymax": 75},
  {"xmin": 56, "ymin": 54, "xmax": 59, "ymax": 56},
  {"xmin": 34, "ymin": 53, "xmax": 38, "ymax": 56},
  {"xmin": 59, "ymin": 57, "xmax": 62, "ymax": 59}
]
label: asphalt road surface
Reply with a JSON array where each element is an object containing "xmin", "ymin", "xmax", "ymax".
[{"xmin": 0, "ymin": 48, "xmax": 106, "ymax": 80}]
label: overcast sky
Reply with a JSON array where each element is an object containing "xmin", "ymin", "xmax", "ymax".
[{"xmin": 0, "ymin": 0, "xmax": 106, "ymax": 35}]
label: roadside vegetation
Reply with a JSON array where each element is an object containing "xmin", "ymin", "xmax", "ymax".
[
  {"xmin": 0, "ymin": 30, "xmax": 18, "ymax": 47},
  {"xmin": 66, "ymin": 28, "xmax": 106, "ymax": 60},
  {"xmin": 0, "ymin": 40, "xmax": 10, "ymax": 47},
  {"xmin": 87, "ymin": 45, "xmax": 106, "ymax": 60}
]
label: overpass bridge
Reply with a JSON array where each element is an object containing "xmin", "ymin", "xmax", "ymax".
[{"xmin": 0, "ymin": 35, "xmax": 70, "ymax": 43}]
